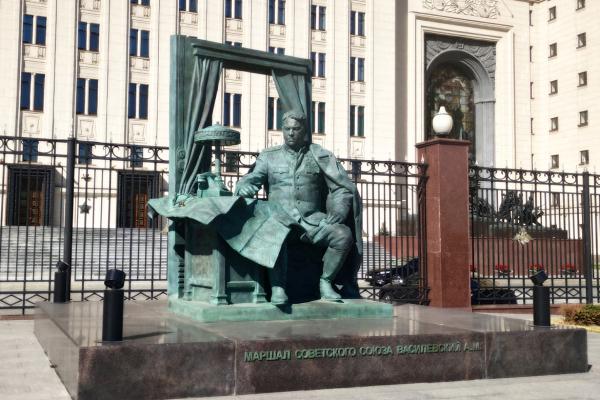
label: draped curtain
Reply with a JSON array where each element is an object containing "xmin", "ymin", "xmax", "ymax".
[
  {"xmin": 271, "ymin": 69, "xmax": 312, "ymax": 143},
  {"xmin": 177, "ymin": 56, "xmax": 223, "ymax": 196}
]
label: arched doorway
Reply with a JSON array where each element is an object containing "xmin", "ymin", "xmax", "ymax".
[
  {"xmin": 426, "ymin": 63, "xmax": 476, "ymax": 158},
  {"xmin": 425, "ymin": 35, "xmax": 496, "ymax": 166}
]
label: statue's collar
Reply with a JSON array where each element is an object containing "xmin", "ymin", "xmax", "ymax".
[{"xmin": 282, "ymin": 144, "xmax": 308, "ymax": 155}]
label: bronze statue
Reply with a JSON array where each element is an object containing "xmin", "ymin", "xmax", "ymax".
[{"xmin": 235, "ymin": 111, "xmax": 360, "ymax": 304}]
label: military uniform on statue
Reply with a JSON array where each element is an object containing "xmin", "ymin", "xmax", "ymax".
[{"xmin": 235, "ymin": 111, "xmax": 362, "ymax": 304}]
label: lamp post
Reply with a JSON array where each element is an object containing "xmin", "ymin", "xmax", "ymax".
[{"xmin": 432, "ymin": 106, "xmax": 453, "ymax": 137}]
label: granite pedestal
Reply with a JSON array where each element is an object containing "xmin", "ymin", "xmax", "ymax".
[{"xmin": 35, "ymin": 301, "xmax": 588, "ymax": 400}]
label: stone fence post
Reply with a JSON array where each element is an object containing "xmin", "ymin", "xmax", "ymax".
[{"xmin": 416, "ymin": 138, "xmax": 471, "ymax": 308}]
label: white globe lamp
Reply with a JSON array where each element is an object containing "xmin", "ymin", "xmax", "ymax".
[{"xmin": 432, "ymin": 106, "xmax": 454, "ymax": 137}]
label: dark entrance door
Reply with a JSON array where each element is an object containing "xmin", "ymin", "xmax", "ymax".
[
  {"xmin": 7, "ymin": 165, "xmax": 54, "ymax": 226},
  {"xmin": 117, "ymin": 171, "xmax": 158, "ymax": 228}
]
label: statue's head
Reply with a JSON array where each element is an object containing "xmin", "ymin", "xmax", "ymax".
[{"xmin": 282, "ymin": 111, "xmax": 307, "ymax": 150}]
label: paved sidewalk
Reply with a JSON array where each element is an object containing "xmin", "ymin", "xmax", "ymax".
[{"xmin": 0, "ymin": 314, "xmax": 597, "ymax": 400}]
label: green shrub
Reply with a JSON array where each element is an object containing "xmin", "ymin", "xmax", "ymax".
[
  {"xmin": 561, "ymin": 304, "xmax": 583, "ymax": 323},
  {"xmin": 563, "ymin": 304, "xmax": 600, "ymax": 326}
]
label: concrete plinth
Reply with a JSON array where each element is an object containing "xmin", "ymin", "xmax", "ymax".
[
  {"xmin": 169, "ymin": 297, "xmax": 393, "ymax": 322},
  {"xmin": 35, "ymin": 301, "xmax": 588, "ymax": 399}
]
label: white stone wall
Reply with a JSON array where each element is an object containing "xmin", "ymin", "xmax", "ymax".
[
  {"xmin": 0, "ymin": 0, "xmax": 597, "ymax": 170},
  {"xmin": 530, "ymin": 0, "xmax": 599, "ymax": 172}
]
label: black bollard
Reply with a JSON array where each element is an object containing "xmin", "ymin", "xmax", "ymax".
[
  {"xmin": 53, "ymin": 261, "xmax": 70, "ymax": 303},
  {"xmin": 102, "ymin": 289, "xmax": 124, "ymax": 341},
  {"xmin": 530, "ymin": 270, "xmax": 551, "ymax": 327},
  {"xmin": 102, "ymin": 269, "xmax": 126, "ymax": 342},
  {"xmin": 533, "ymin": 285, "xmax": 551, "ymax": 326}
]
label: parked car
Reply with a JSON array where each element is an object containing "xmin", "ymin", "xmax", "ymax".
[
  {"xmin": 374, "ymin": 258, "xmax": 517, "ymax": 305},
  {"xmin": 365, "ymin": 257, "xmax": 419, "ymax": 287},
  {"xmin": 470, "ymin": 279, "xmax": 517, "ymax": 305}
]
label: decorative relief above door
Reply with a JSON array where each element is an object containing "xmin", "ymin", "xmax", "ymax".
[{"xmin": 423, "ymin": 0, "xmax": 500, "ymax": 19}]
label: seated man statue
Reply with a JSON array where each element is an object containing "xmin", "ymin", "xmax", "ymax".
[{"xmin": 235, "ymin": 111, "xmax": 359, "ymax": 304}]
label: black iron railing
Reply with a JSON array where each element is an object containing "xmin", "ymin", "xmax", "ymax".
[
  {"xmin": 469, "ymin": 166, "xmax": 599, "ymax": 305},
  {"xmin": 0, "ymin": 136, "xmax": 428, "ymax": 313}
]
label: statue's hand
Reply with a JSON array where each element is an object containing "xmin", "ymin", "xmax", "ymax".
[
  {"xmin": 235, "ymin": 183, "xmax": 260, "ymax": 198},
  {"xmin": 323, "ymin": 212, "xmax": 346, "ymax": 225}
]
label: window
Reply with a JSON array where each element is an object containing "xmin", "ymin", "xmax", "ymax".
[
  {"xmin": 529, "ymin": 10, "xmax": 533, "ymax": 26},
  {"xmin": 129, "ymin": 29, "xmax": 149, "ymax": 57},
  {"xmin": 23, "ymin": 15, "xmax": 33, "ymax": 44},
  {"xmin": 131, "ymin": 0, "xmax": 150, "ymax": 5},
  {"xmin": 311, "ymin": 52, "xmax": 326, "ymax": 78},
  {"xmin": 225, "ymin": 0, "xmax": 242, "ymax": 19},
  {"xmin": 76, "ymin": 78, "xmax": 98, "ymax": 115},
  {"xmin": 549, "ymin": 80, "xmax": 558, "ymax": 95},
  {"xmin": 225, "ymin": 41, "xmax": 241, "ymax": 47},
  {"xmin": 23, "ymin": 15, "xmax": 46, "ymax": 46},
  {"xmin": 549, "ymin": 43, "xmax": 557, "ymax": 58},
  {"xmin": 223, "ymin": 93, "xmax": 241, "ymax": 127},
  {"xmin": 179, "ymin": 0, "xmax": 197, "ymax": 12},
  {"xmin": 577, "ymin": 33, "xmax": 586, "ymax": 48},
  {"xmin": 551, "ymin": 154, "xmax": 559, "ymax": 169},
  {"xmin": 267, "ymin": 97, "xmax": 283, "ymax": 130},
  {"xmin": 530, "ymin": 82, "xmax": 534, "ymax": 99},
  {"xmin": 78, "ymin": 143, "xmax": 94, "ymax": 165},
  {"xmin": 579, "ymin": 110, "xmax": 588, "ymax": 127},
  {"xmin": 225, "ymin": 153, "xmax": 239, "ymax": 173},
  {"xmin": 78, "ymin": 22, "xmax": 100, "ymax": 52},
  {"xmin": 130, "ymin": 146, "xmax": 143, "ymax": 168},
  {"xmin": 350, "ymin": 11, "xmax": 365, "ymax": 36},
  {"xmin": 548, "ymin": 6, "xmax": 556, "ymax": 21},
  {"xmin": 311, "ymin": 5, "xmax": 326, "ymax": 30},
  {"xmin": 349, "ymin": 105, "xmax": 365, "ymax": 137},
  {"xmin": 530, "ymin": 118, "xmax": 534, "ymax": 135},
  {"xmin": 578, "ymin": 71, "xmax": 588, "ymax": 87},
  {"xmin": 550, "ymin": 117, "xmax": 559, "ymax": 131},
  {"xmin": 20, "ymin": 72, "xmax": 44, "ymax": 111},
  {"xmin": 311, "ymin": 101, "xmax": 325, "ymax": 134},
  {"xmin": 551, "ymin": 192, "xmax": 560, "ymax": 207},
  {"xmin": 269, "ymin": 0, "xmax": 285, "ymax": 25},
  {"xmin": 268, "ymin": 46, "xmax": 285, "ymax": 55},
  {"xmin": 577, "ymin": 0, "xmax": 586, "ymax": 10},
  {"xmin": 350, "ymin": 57, "xmax": 365, "ymax": 82},
  {"xmin": 22, "ymin": 139, "xmax": 39, "ymax": 162},
  {"xmin": 580, "ymin": 150, "xmax": 589, "ymax": 165},
  {"xmin": 128, "ymin": 83, "xmax": 149, "ymax": 119}
]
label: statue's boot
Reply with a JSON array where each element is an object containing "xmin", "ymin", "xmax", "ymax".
[
  {"xmin": 268, "ymin": 265, "xmax": 288, "ymax": 305},
  {"xmin": 320, "ymin": 248, "xmax": 348, "ymax": 301}
]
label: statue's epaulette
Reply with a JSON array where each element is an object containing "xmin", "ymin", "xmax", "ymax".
[{"xmin": 262, "ymin": 145, "xmax": 282, "ymax": 153}]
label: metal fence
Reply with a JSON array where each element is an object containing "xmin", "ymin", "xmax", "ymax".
[
  {"xmin": 0, "ymin": 136, "xmax": 428, "ymax": 314},
  {"xmin": 470, "ymin": 166, "xmax": 600, "ymax": 305}
]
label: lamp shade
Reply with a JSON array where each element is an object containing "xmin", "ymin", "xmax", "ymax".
[
  {"xmin": 194, "ymin": 124, "xmax": 241, "ymax": 147},
  {"xmin": 432, "ymin": 106, "xmax": 453, "ymax": 136}
]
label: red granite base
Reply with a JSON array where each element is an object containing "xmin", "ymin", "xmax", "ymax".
[{"xmin": 34, "ymin": 301, "xmax": 588, "ymax": 399}]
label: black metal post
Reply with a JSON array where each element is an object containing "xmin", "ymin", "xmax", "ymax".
[
  {"xmin": 102, "ymin": 269, "xmax": 126, "ymax": 342},
  {"xmin": 62, "ymin": 137, "xmax": 76, "ymax": 301},
  {"xmin": 351, "ymin": 160, "xmax": 361, "ymax": 183},
  {"xmin": 102, "ymin": 289, "xmax": 124, "ymax": 341},
  {"xmin": 533, "ymin": 285, "xmax": 551, "ymax": 326},
  {"xmin": 582, "ymin": 171, "xmax": 594, "ymax": 304},
  {"xmin": 53, "ymin": 269, "xmax": 67, "ymax": 303}
]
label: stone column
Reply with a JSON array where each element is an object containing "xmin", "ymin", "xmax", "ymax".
[
  {"xmin": 474, "ymin": 99, "xmax": 495, "ymax": 166},
  {"xmin": 416, "ymin": 138, "xmax": 471, "ymax": 308}
]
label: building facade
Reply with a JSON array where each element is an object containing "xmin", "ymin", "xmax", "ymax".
[{"xmin": 0, "ymin": 0, "xmax": 597, "ymax": 167}]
